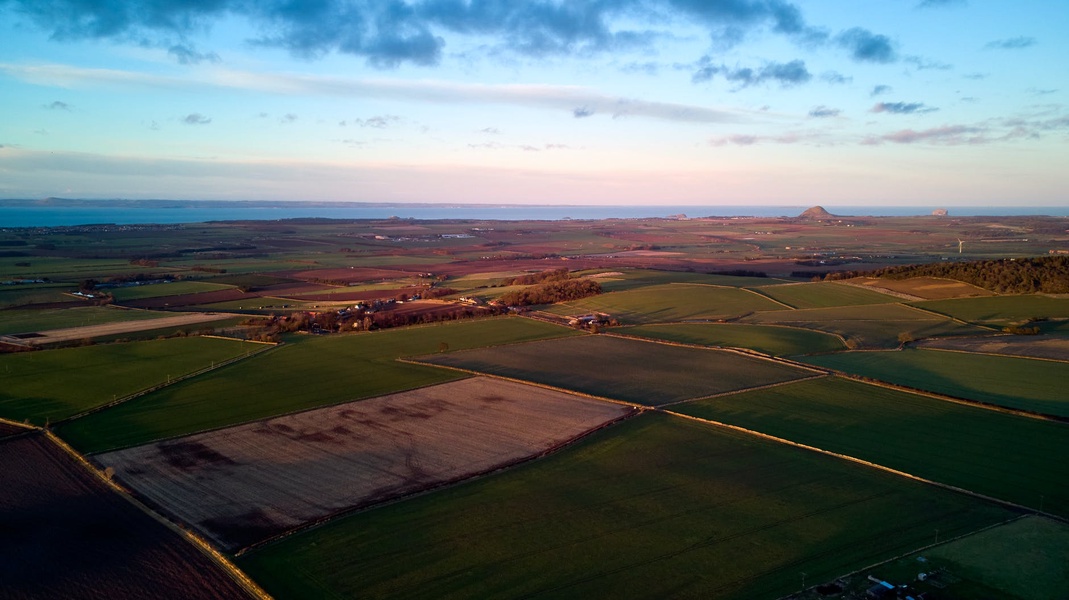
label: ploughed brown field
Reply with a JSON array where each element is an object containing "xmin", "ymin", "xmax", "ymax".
[
  {"xmin": 98, "ymin": 377, "xmax": 632, "ymax": 550},
  {"xmin": 0, "ymin": 421, "xmax": 30, "ymax": 438},
  {"xmin": 853, "ymin": 276, "xmax": 993, "ymax": 300},
  {"xmin": 0, "ymin": 432, "xmax": 251, "ymax": 600}
]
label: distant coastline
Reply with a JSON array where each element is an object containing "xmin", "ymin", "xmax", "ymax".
[{"xmin": 1, "ymin": 198, "xmax": 1066, "ymax": 228}]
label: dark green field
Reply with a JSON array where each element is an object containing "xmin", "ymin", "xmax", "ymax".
[
  {"xmin": 910, "ymin": 294, "xmax": 1069, "ymax": 323},
  {"xmin": 742, "ymin": 303, "xmax": 987, "ymax": 348},
  {"xmin": 749, "ymin": 282, "xmax": 896, "ymax": 309},
  {"xmin": 418, "ymin": 334, "xmax": 812, "ymax": 406},
  {"xmin": 672, "ymin": 377, "xmax": 1069, "ymax": 517},
  {"xmin": 239, "ymin": 413, "xmax": 1015, "ymax": 600},
  {"xmin": 106, "ymin": 280, "xmax": 234, "ymax": 301},
  {"xmin": 0, "ymin": 337, "xmax": 256, "ymax": 425},
  {"xmin": 0, "ymin": 306, "xmax": 172, "ymax": 335},
  {"xmin": 543, "ymin": 283, "xmax": 786, "ymax": 324},
  {"xmin": 803, "ymin": 349, "xmax": 1069, "ymax": 417},
  {"xmin": 621, "ymin": 323, "xmax": 845, "ymax": 356},
  {"xmin": 57, "ymin": 317, "xmax": 577, "ymax": 453}
]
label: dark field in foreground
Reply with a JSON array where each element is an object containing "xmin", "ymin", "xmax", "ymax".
[
  {"xmin": 240, "ymin": 413, "xmax": 1015, "ymax": 600},
  {"xmin": 417, "ymin": 334, "xmax": 812, "ymax": 406},
  {"xmin": 0, "ymin": 432, "xmax": 250, "ymax": 600}
]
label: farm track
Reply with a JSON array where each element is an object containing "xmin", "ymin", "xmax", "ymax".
[{"xmin": 54, "ymin": 338, "xmax": 279, "ymax": 426}]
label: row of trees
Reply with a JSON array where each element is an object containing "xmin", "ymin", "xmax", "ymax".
[
  {"xmin": 498, "ymin": 278, "xmax": 602, "ymax": 306},
  {"xmin": 823, "ymin": 256, "xmax": 1069, "ymax": 294}
]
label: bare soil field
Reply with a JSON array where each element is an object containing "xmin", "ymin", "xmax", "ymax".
[
  {"xmin": 281, "ymin": 286, "xmax": 425, "ymax": 302},
  {"xmin": 0, "ymin": 432, "xmax": 251, "ymax": 600},
  {"xmin": 915, "ymin": 334, "xmax": 1069, "ymax": 361},
  {"xmin": 121, "ymin": 289, "xmax": 251, "ymax": 308},
  {"xmin": 19, "ymin": 312, "xmax": 239, "ymax": 345},
  {"xmin": 852, "ymin": 276, "xmax": 993, "ymax": 300},
  {"xmin": 0, "ymin": 421, "xmax": 30, "ymax": 438},
  {"xmin": 281, "ymin": 266, "xmax": 417, "ymax": 283},
  {"xmin": 97, "ymin": 377, "xmax": 632, "ymax": 550}
]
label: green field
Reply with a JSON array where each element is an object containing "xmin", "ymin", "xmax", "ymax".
[
  {"xmin": 742, "ymin": 303, "xmax": 986, "ymax": 348},
  {"xmin": 56, "ymin": 317, "xmax": 578, "ymax": 453},
  {"xmin": 239, "ymin": 413, "xmax": 1015, "ymax": 600},
  {"xmin": 0, "ymin": 337, "xmax": 256, "ymax": 425},
  {"xmin": 544, "ymin": 283, "xmax": 785, "ymax": 324},
  {"xmin": 0, "ymin": 283, "xmax": 73, "ymax": 307},
  {"xmin": 921, "ymin": 517, "xmax": 1069, "ymax": 600},
  {"xmin": 418, "ymin": 334, "xmax": 812, "ymax": 406},
  {"xmin": 803, "ymin": 349, "xmax": 1069, "ymax": 417},
  {"xmin": 672, "ymin": 377, "xmax": 1069, "ymax": 517},
  {"xmin": 621, "ymin": 323, "xmax": 845, "ymax": 356},
  {"xmin": 911, "ymin": 294, "xmax": 1069, "ymax": 323},
  {"xmin": 0, "ymin": 306, "xmax": 172, "ymax": 335},
  {"xmin": 749, "ymin": 282, "xmax": 896, "ymax": 309},
  {"xmin": 107, "ymin": 280, "xmax": 234, "ymax": 301},
  {"xmin": 579, "ymin": 269, "xmax": 790, "ymax": 292}
]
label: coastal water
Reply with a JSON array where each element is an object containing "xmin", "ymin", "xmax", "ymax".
[{"xmin": 1, "ymin": 203, "xmax": 1066, "ymax": 228}]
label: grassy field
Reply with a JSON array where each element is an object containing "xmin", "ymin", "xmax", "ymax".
[
  {"xmin": 239, "ymin": 413, "xmax": 1015, "ymax": 600},
  {"xmin": 0, "ymin": 337, "xmax": 255, "ymax": 425},
  {"xmin": 419, "ymin": 334, "xmax": 815, "ymax": 406},
  {"xmin": 621, "ymin": 323, "xmax": 844, "ymax": 356},
  {"xmin": 850, "ymin": 276, "xmax": 993, "ymax": 300},
  {"xmin": 0, "ymin": 283, "xmax": 73, "ymax": 307},
  {"xmin": 577, "ymin": 269, "xmax": 790, "ymax": 292},
  {"xmin": 0, "ymin": 306, "xmax": 172, "ymax": 335},
  {"xmin": 920, "ymin": 516, "xmax": 1069, "ymax": 600},
  {"xmin": 742, "ymin": 303, "xmax": 987, "ymax": 348},
  {"xmin": 544, "ymin": 283, "xmax": 786, "ymax": 324},
  {"xmin": 910, "ymin": 294, "xmax": 1069, "ymax": 323},
  {"xmin": 56, "ymin": 317, "xmax": 578, "ymax": 453},
  {"xmin": 672, "ymin": 377, "xmax": 1069, "ymax": 517},
  {"xmin": 107, "ymin": 280, "xmax": 234, "ymax": 301},
  {"xmin": 749, "ymin": 282, "xmax": 896, "ymax": 309},
  {"xmin": 802, "ymin": 349, "xmax": 1069, "ymax": 417}
]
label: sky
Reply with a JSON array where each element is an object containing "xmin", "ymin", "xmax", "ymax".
[{"xmin": 0, "ymin": 0, "xmax": 1066, "ymax": 207}]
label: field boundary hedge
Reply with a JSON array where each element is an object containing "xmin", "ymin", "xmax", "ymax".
[
  {"xmin": 916, "ymin": 345, "xmax": 1069, "ymax": 366},
  {"xmin": 40, "ymin": 429, "xmax": 272, "ymax": 599},
  {"xmin": 660, "ymin": 374, "xmax": 828, "ymax": 408},
  {"xmin": 740, "ymin": 286, "xmax": 798, "ymax": 309},
  {"xmin": 900, "ymin": 302, "xmax": 1000, "ymax": 330},
  {"xmin": 600, "ymin": 332, "xmax": 829, "ymax": 375},
  {"xmin": 663, "ymin": 410, "xmax": 1053, "ymax": 522},
  {"xmin": 53, "ymin": 339, "xmax": 280, "ymax": 426},
  {"xmin": 816, "ymin": 360, "xmax": 1069, "ymax": 424}
]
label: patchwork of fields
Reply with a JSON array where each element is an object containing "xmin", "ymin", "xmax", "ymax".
[
  {"xmin": 5, "ymin": 218, "xmax": 1069, "ymax": 600},
  {"xmin": 239, "ymin": 413, "xmax": 1017, "ymax": 600}
]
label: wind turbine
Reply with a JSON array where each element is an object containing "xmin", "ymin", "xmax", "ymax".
[{"xmin": 957, "ymin": 239, "xmax": 964, "ymax": 254}]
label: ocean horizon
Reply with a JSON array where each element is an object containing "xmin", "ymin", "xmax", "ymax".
[{"xmin": 1, "ymin": 200, "xmax": 1066, "ymax": 228}]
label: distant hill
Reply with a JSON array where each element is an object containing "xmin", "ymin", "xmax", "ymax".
[{"xmin": 798, "ymin": 206, "xmax": 835, "ymax": 219}]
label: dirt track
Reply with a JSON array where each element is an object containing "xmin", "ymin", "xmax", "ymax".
[{"xmin": 15, "ymin": 312, "xmax": 239, "ymax": 345}]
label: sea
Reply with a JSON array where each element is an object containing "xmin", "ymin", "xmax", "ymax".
[{"xmin": 1, "ymin": 202, "xmax": 1066, "ymax": 228}]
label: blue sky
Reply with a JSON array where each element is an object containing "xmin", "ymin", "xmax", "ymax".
[{"xmin": 0, "ymin": 0, "xmax": 1066, "ymax": 206}]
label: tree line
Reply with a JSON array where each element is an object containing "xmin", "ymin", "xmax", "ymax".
[{"xmin": 823, "ymin": 256, "xmax": 1069, "ymax": 294}]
